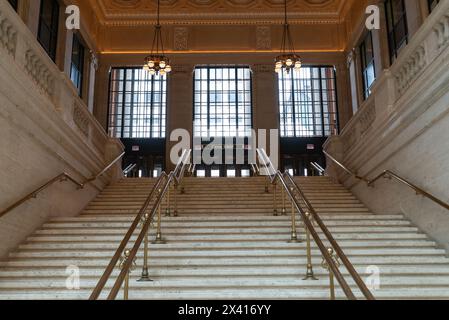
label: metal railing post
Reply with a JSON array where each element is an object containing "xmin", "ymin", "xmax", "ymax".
[
  {"xmin": 288, "ymin": 188, "xmax": 300, "ymax": 243},
  {"xmin": 153, "ymin": 198, "xmax": 166, "ymax": 244},
  {"xmin": 273, "ymin": 181, "xmax": 278, "ymax": 216},
  {"xmin": 138, "ymin": 213, "xmax": 152, "ymax": 282},
  {"xmin": 281, "ymin": 185, "xmax": 287, "ymax": 215},
  {"xmin": 165, "ymin": 185, "xmax": 171, "ymax": 217},
  {"xmin": 303, "ymin": 212, "xmax": 318, "ymax": 280},
  {"xmin": 322, "ymin": 248, "xmax": 340, "ymax": 300}
]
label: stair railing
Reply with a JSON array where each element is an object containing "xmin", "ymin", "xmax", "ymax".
[
  {"xmin": 256, "ymin": 148, "xmax": 375, "ymax": 300},
  {"xmin": 323, "ymin": 151, "xmax": 449, "ymax": 211},
  {"xmin": 310, "ymin": 162, "xmax": 325, "ymax": 176},
  {"xmin": 89, "ymin": 149, "xmax": 191, "ymax": 300},
  {"xmin": 0, "ymin": 152, "xmax": 126, "ymax": 218},
  {"xmin": 123, "ymin": 163, "xmax": 137, "ymax": 176}
]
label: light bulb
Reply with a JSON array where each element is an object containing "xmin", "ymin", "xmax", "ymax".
[
  {"xmin": 160, "ymin": 61, "xmax": 166, "ymax": 68},
  {"xmin": 165, "ymin": 65, "xmax": 172, "ymax": 72},
  {"xmin": 160, "ymin": 69, "xmax": 166, "ymax": 75},
  {"xmin": 295, "ymin": 61, "xmax": 302, "ymax": 69},
  {"xmin": 148, "ymin": 61, "xmax": 155, "ymax": 68},
  {"xmin": 286, "ymin": 59, "xmax": 293, "ymax": 66},
  {"xmin": 149, "ymin": 69, "xmax": 156, "ymax": 75},
  {"xmin": 143, "ymin": 65, "xmax": 150, "ymax": 71},
  {"xmin": 275, "ymin": 61, "xmax": 282, "ymax": 68}
]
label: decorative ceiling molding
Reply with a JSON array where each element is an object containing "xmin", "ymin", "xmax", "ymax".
[{"xmin": 89, "ymin": 0, "xmax": 352, "ymax": 26}]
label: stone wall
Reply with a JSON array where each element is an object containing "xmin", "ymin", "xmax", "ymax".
[
  {"xmin": 324, "ymin": 1, "xmax": 449, "ymax": 252},
  {"xmin": 0, "ymin": 2, "xmax": 124, "ymax": 259}
]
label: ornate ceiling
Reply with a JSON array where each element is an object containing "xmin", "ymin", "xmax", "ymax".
[{"xmin": 89, "ymin": 0, "xmax": 354, "ymax": 26}]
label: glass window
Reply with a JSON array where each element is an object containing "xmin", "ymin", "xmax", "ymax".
[
  {"xmin": 196, "ymin": 170, "xmax": 206, "ymax": 178},
  {"xmin": 211, "ymin": 170, "xmax": 220, "ymax": 177},
  {"xmin": 70, "ymin": 34, "xmax": 85, "ymax": 97},
  {"xmin": 241, "ymin": 169, "xmax": 250, "ymax": 177},
  {"xmin": 108, "ymin": 68, "xmax": 167, "ymax": 139},
  {"xmin": 7, "ymin": 0, "xmax": 18, "ymax": 11},
  {"xmin": 360, "ymin": 31, "xmax": 376, "ymax": 100},
  {"xmin": 193, "ymin": 66, "xmax": 253, "ymax": 138},
  {"xmin": 226, "ymin": 169, "xmax": 236, "ymax": 177},
  {"xmin": 278, "ymin": 66, "xmax": 339, "ymax": 137},
  {"xmin": 37, "ymin": 0, "xmax": 60, "ymax": 62},
  {"xmin": 428, "ymin": 0, "xmax": 440, "ymax": 13},
  {"xmin": 385, "ymin": 0, "xmax": 408, "ymax": 65}
]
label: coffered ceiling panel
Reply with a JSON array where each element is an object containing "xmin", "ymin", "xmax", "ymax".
[{"xmin": 89, "ymin": 0, "xmax": 354, "ymax": 26}]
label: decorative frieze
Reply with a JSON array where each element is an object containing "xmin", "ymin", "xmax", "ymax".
[
  {"xmin": 24, "ymin": 49, "xmax": 55, "ymax": 97},
  {"xmin": 256, "ymin": 26, "xmax": 271, "ymax": 50},
  {"xmin": 73, "ymin": 102, "xmax": 90, "ymax": 137},
  {"xmin": 434, "ymin": 15, "xmax": 449, "ymax": 50},
  {"xmin": 346, "ymin": 48, "xmax": 356, "ymax": 69},
  {"xmin": 174, "ymin": 27, "xmax": 189, "ymax": 51},
  {"xmin": 0, "ymin": 11, "xmax": 17, "ymax": 57},
  {"xmin": 359, "ymin": 102, "xmax": 376, "ymax": 135},
  {"xmin": 394, "ymin": 45, "xmax": 426, "ymax": 95},
  {"xmin": 343, "ymin": 127, "xmax": 358, "ymax": 153}
]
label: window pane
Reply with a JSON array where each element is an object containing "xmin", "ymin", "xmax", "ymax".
[
  {"xmin": 108, "ymin": 68, "xmax": 167, "ymax": 139},
  {"xmin": 37, "ymin": 0, "xmax": 60, "ymax": 61},
  {"xmin": 193, "ymin": 66, "xmax": 253, "ymax": 138},
  {"xmin": 70, "ymin": 34, "xmax": 85, "ymax": 97},
  {"xmin": 385, "ymin": 0, "xmax": 409, "ymax": 65},
  {"xmin": 278, "ymin": 67, "xmax": 339, "ymax": 137},
  {"xmin": 360, "ymin": 31, "xmax": 376, "ymax": 99}
]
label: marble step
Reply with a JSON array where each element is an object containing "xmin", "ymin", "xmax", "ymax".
[
  {"xmin": 16, "ymin": 239, "xmax": 437, "ymax": 251},
  {"xmin": 2, "ymin": 256, "xmax": 449, "ymax": 268},
  {"xmin": 2, "ymin": 288, "xmax": 449, "ymax": 300},
  {"xmin": 4, "ymin": 277, "xmax": 449, "ymax": 291},
  {"xmin": 3, "ymin": 265, "xmax": 449, "ymax": 278},
  {"xmin": 24, "ymin": 232, "xmax": 429, "ymax": 242},
  {"xmin": 41, "ymin": 220, "xmax": 412, "ymax": 229},
  {"xmin": 8, "ymin": 247, "xmax": 446, "ymax": 259}
]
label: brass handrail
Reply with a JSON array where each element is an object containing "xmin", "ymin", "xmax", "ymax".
[
  {"xmin": 256, "ymin": 148, "xmax": 375, "ymax": 300},
  {"xmin": 123, "ymin": 163, "xmax": 137, "ymax": 176},
  {"xmin": 323, "ymin": 151, "xmax": 449, "ymax": 211},
  {"xmin": 310, "ymin": 162, "xmax": 325, "ymax": 176},
  {"xmin": 89, "ymin": 149, "xmax": 191, "ymax": 300},
  {"xmin": 0, "ymin": 152, "xmax": 125, "ymax": 218},
  {"xmin": 283, "ymin": 172, "xmax": 375, "ymax": 300}
]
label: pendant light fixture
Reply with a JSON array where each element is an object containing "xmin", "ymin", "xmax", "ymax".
[
  {"xmin": 275, "ymin": 0, "xmax": 302, "ymax": 74},
  {"xmin": 143, "ymin": 0, "xmax": 172, "ymax": 75}
]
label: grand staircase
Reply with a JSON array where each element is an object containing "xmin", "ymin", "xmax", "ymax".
[{"xmin": 1, "ymin": 176, "xmax": 449, "ymax": 299}]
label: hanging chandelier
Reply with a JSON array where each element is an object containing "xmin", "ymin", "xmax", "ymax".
[
  {"xmin": 275, "ymin": 0, "xmax": 302, "ymax": 74},
  {"xmin": 143, "ymin": 0, "xmax": 172, "ymax": 75}
]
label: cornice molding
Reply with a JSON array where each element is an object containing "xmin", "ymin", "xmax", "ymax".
[{"xmin": 90, "ymin": 0, "xmax": 349, "ymax": 26}]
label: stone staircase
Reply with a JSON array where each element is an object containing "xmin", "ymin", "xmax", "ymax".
[{"xmin": 1, "ymin": 176, "xmax": 449, "ymax": 299}]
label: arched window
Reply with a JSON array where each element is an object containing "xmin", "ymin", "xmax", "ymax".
[{"xmin": 278, "ymin": 66, "xmax": 339, "ymax": 137}]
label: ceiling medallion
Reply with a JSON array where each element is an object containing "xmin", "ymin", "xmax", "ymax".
[
  {"xmin": 143, "ymin": 0, "xmax": 172, "ymax": 75},
  {"xmin": 274, "ymin": 0, "xmax": 302, "ymax": 74}
]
